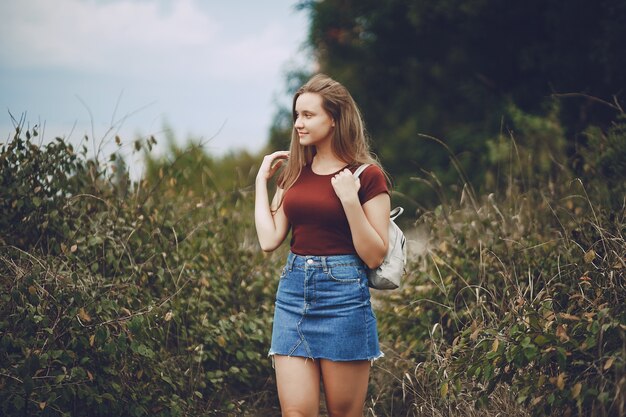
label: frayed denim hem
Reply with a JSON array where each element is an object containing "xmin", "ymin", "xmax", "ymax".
[
  {"xmin": 268, "ymin": 350, "xmax": 384, "ymax": 368},
  {"xmin": 268, "ymin": 351, "xmax": 316, "ymax": 368},
  {"xmin": 369, "ymin": 351, "xmax": 385, "ymax": 366}
]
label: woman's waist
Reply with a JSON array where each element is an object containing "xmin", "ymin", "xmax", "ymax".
[{"xmin": 286, "ymin": 251, "xmax": 364, "ymax": 269}]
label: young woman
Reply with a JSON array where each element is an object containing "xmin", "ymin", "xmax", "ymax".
[{"xmin": 255, "ymin": 74, "xmax": 391, "ymax": 417}]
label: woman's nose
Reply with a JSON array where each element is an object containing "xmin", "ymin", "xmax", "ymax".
[{"xmin": 294, "ymin": 118, "xmax": 303, "ymax": 128}]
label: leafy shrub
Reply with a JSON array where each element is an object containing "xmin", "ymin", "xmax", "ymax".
[
  {"xmin": 0, "ymin": 126, "xmax": 282, "ymax": 416},
  {"xmin": 374, "ymin": 121, "xmax": 625, "ymax": 416},
  {"xmin": 0, "ymin": 126, "xmax": 88, "ymax": 252},
  {"xmin": 575, "ymin": 114, "xmax": 626, "ymax": 210}
]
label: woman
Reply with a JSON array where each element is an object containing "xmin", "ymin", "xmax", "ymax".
[{"xmin": 255, "ymin": 74, "xmax": 390, "ymax": 417}]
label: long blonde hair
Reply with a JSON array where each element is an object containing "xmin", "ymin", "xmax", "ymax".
[{"xmin": 277, "ymin": 73, "xmax": 383, "ymax": 191}]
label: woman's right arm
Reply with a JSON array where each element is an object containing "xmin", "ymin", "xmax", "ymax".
[{"xmin": 255, "ymin": 151, "xmax": 290, "ymax": 252}]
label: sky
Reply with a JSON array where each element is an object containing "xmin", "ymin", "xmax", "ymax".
[{"xmin": 0, "ymin": 0, "xmax": 312, "ymax": 171}]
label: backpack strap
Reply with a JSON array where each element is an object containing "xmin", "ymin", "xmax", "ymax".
[
  {"xmin": 390, "ymin": 207, "xmax": 404, "ymax": 220},
  {"xmin": 353, "ymin": 164, "xmax": 371, "ymax": 178},
  {"xmin": 354, "ymin": 164, "xmax": 404, "ymax": 220}
]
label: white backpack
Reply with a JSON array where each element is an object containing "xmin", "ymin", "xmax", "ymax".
[{"xmin": 354, "ymin": 164, "xmax": 407, "ymax": 290}]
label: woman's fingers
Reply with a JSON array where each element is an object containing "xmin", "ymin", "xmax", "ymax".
[
  {"xmin": 269, "ymin": 159, "xmax": 285, "ymax": 176},
  {"xmin": 331, "ymin": 168, "xmax": 360, "ymax": 201},
  {"xmin": 259, "ymin": 151, "xmax": 290, "ymax": 180},
  {"xmin": 267, "ymin": 151, "xmax": 290, "ymax": 167},
  {"xmin": 332, "ymin": 169, "xmax": 359, "ymax": 187}
]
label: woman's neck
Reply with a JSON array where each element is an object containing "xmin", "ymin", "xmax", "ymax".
[{"xmin": 311, "ymin": 148, "xmax": 347, "ymax": 175}]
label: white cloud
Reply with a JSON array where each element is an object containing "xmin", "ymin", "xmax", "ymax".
[
  {"xmin": 206, "ymin": 24, "xmax": 297, "ymax": 79},
  {"xmin": 0, "ymin": 0, "xmax": 219, "ymax": 71},
  {"xmin": 0, "ymin": 0, "xmax": 299, "ymax": 81}
]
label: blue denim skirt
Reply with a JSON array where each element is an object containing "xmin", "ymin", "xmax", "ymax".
[{"xmin": 269, "ymin": 252, "xmax": 383, "ymax": 362}]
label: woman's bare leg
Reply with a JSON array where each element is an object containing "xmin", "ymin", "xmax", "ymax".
[
  {"xmin": 320, "ymin": 359, "xmax": 370, "ymax": 417},
  {"xmin": 274, "ymin": 355, "xmax": 321, "ymax": 417}
]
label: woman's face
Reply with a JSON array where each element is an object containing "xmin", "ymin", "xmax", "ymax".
[{"xmin": 294, "ymin": 92, "xmax": 335, "ymax": 148}]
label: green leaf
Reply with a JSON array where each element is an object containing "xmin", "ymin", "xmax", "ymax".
[
  {"xmin": 136, "ymin": 344, "xmax": 155, "ymax": 358},
  {"xmin": 524, "ymin": 346, "xmax": 538, "ymax": 361},
  {"xmin": 101, "ymin": 393, "xmax": 115, "ymax": 402},
  {"xmin": 486, "ymin": 350, "xmax": 499, "ymax": 360},
  {"xmin": 534, "ymin": 334, "xmax": 550, "ymax": 346}
]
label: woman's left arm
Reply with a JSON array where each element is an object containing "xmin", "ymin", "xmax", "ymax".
[{"xmin": 332, "ymin": 169, "xmax": 390, "ymax": 269}]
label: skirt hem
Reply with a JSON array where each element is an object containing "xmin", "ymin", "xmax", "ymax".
[{"xmin": 268, "ymin": 350, "xmax": 384, "ymax": 367}]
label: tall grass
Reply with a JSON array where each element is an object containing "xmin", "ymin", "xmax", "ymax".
[{"xmin": 372, "ymin": 127, "xmax": 625, "ymax": 416}]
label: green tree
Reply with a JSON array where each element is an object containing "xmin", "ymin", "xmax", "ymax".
[{"xmin": 290, "ymin": 0, "xmax": 626, "ymax": 201}]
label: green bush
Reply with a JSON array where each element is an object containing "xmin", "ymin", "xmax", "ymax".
[
  {"xmin": 0, "ymin": 126, "xmax": 88, "ymax": 252},
  {"xmin": 0, "ymin": 127, "xmax": 282, "ymax": 416},
  {"xmin": 575, "ymin": 114, "xmax": 626, "ymax": 210},
  {"xmin": 374, "ymin": 121, "xmax": 625, "ymax": 416}
]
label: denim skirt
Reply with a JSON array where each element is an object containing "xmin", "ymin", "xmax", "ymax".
[{"xmin": 269, "ymin": 252, "xmax": 383, "ymax": 362}]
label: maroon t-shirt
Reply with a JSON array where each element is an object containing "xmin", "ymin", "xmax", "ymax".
[{"xmin": 283, "ymin": 164, "xmax": 389, "ymax": 255}]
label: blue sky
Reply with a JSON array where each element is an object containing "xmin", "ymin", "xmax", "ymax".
[{"xmin": 0, "ymin": 0, "xmax": 311, "ymax": 168}]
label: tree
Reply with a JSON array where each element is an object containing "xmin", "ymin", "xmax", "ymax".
[{"xmin": 289, "ymin": 0, "xmax": 626, "ymax": 200}]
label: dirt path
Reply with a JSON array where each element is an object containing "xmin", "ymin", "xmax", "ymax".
[{"xmin": 404, "ymin": 224, "xmax": 429, "ymax": 260}]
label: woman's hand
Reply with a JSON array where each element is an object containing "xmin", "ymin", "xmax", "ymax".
[
  {"xmin": 257, "ymin": 151, "xmax": 290, "ymax": 181},
  {"xmin": 331, "ymin": 168, "xmax": 360, "ymax": 203}
]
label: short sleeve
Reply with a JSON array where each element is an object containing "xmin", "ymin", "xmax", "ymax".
[{"xmin": 357, "ymin": 165, "xmax": 389, "ymax": 204}]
